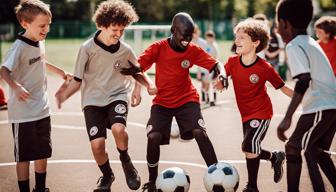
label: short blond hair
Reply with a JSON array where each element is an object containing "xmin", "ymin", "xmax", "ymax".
[
  {"xmin": 234, "ymin": 19, "xmax": 269, "ymax": 53},
  {"xmin": 92, "ymin": 0, "xmax": 139, "ymax": 28},
  {"xmin": 15, "ymin": 0, "xmax": 51, "ymax": 23}
]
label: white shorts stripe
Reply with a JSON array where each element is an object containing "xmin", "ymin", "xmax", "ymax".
[
  {"xmin": 302, "ymin": 111, "xmax": 322, "ymax": 150},
  {"xmin": 255, "ymin": 120, "xmax": 270, "ymax": 154},
  {"xmin": 14, "ymin": 123, "xmax": 19, "ymax": 162},
  {"xmin": 251, "ymin": 120, "xmax": 265, "ymax": 154}
]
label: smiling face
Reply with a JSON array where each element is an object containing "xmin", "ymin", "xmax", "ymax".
[
  {"xmin": 315, "ymin": 28, "xmax": 330, "ymax": 42},
  {"xmin": 171, "ymin": 23, "xmax": 194, "ymax": 50},
  {"xmin": 21, "ymin": 13, "xmax": 51, "ymax": 41},
  {"xmin": 234, "ymin": 29, "xmax": 259, "ymax": 56},
  {"xmin": 102, "ymin": 24, "xmax": 126, "ymax": 44}
]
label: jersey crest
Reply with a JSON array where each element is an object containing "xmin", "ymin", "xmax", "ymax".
[
  {"xmin": 181, "ymin": 59, "xmax": 190, "ymax": 69},
  {"xmin": 250, "ymin": 120, "xmax": 260, "ymax": 128},
  {"xmin": 249, "ymin": 74, "xmax": 259, "ymax": 84},
  {"xmin": 113, "ymin": 60, "xmax": 122, "ymax": 69}
]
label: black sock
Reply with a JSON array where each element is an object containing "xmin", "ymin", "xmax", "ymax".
[
  {"xmin": 318, "ymin": 151, "xmax": 336, "ymax": 188},
  {"xmin": 193, "ymin": 129, "xmax": 218, "ymax": 166},
  {"xmin": 98, "ymin": 160, "xmax": 112, "ymax": 177},
  {"xmin": 246, "ymin": 157, "xmax": 260, "ymax": 188},
  {"xmin": 259, "ymin": 149, "xmax": 276, "ymax": 163},
  {"xmin": 18, "ymin": 180, "xmax": 30, "ymax": 192},
  {"xmin": 117, "ymin": 148, "xmax": 130, "ymax": 162},
  {"xmin": 214, "ymin": 92, "xmax": 217, "ymax": 101},
  {"xmin": 35, "ymin": 172, "xmax": 46, "ymax": 191},
  {"xmin": 201, "ymin": 91, "xmax": 205, "ymax": 102},
  {"xmin": 147, "ymin": 132, "xmax": 161, "ymax": 182}
]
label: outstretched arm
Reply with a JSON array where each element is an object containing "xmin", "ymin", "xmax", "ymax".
[
  {"xmin": 55, "ymin": 78, "xmax": 81, "ymax": 109},
  {"xmin": 280, "ymin": 84, "xmax": 294, "ymax": 98},
  {"xmin": 131, "ymin": 82, "xmax": 142, "ymax": 107},
  {"xmin": 277, "ymin": 73, "xmax": 310, "ymax": 141},
  {"xmin": 211, "ymin": 62, "xmax": 229, "ymax": 91},
  {"xmin": 46, "ymin": 62, "xmax": 72, "ymax": 81}
]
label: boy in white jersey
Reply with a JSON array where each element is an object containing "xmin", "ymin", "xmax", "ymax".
[
  {"xmin": 276, "ymin": 0, "xmax": 336, "ymax": 191},
  {"xmin": 0, "ymin": 1, "xmax": 71, "ymax": 192},
  {"xmin": 55, "ymin": 0, "xmax": 156, "ymax": 191}
]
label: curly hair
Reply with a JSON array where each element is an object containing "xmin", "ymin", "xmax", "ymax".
[
  {"xmin": 15, "ymin": 0, "xmax": 51, "ymax": 23},
  {"xmin": 314, "ymin": 16, "xmax": 336, "ymax": 39},
  {"xmin": 234, "ymin": 19, "xmax": 270, "ymax": 53},
  {"xmin": 92, "ymin": 0, "xmax": 139, "ymax": 28}
]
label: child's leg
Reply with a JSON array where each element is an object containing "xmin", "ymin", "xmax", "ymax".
[
  {"xmin": 244, "ymin": 152, "xmax": 260, "ymax": 190},
  {"xmin": 34, "ymin": 159, "xmax": 47, "ymax": 192},
  {"xmin": 17, "ymin": 161, "xmax": 30, "ymax": 192},
  {"xmin": 192, "ymin": 129, "xmax": 218, "ymax": 166},
  {"xmin": 111, "ymin": 123, "xmax": 140, "ymax": 190}
]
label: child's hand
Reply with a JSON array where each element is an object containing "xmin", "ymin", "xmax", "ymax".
[
  {"xmin": 131, "ymin": 90, "xmax": 142, "ymax": 107},
  {"xmin": 147, "ymin": 84, "xmax": 157, "ymax": 95},
  {"xmin": 214, "ymin": 75, "xmax": 228, "ymax": 92},
  {"xmin": 14, "ymin": 84, "xmax": 30, "ymax": 101},
  {"xmin": 277, "ymin": 118, "xmax": 292, "ymax": 142},
  {"xmin": 64, "ymin": 72, "xmax": 73, "ymax": 82}
]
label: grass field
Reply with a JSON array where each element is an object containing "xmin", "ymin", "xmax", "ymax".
[{"xmin": 0, "ymin": 38, "xmax": 234, "ymax": 72}]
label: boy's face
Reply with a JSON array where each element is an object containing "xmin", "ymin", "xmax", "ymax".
[
  {"xmin": 234, "ymin": 29, "xmax": 259, "ymax": 55},
  {"xmin": 172, "ymin": 24, "xmax": 194, "ymax": 49},
  {"xmin": 315, "ymin": 28, "xmax": 329, "ymax": 42},
  {"xmin": 22, "ymin": 14, "xmax": 51, "ymax": 41},
  {"xmin": 103, "ymin": 24, "xmax": 125, "ymax": 44}
]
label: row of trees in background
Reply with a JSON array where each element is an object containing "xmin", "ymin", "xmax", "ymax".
[{"xmin": 1, "ymin": 0, "xmax": 336, "ymax": 24}]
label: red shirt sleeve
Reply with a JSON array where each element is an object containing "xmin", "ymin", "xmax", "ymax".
[
  {"xmin": 138, "ymin": 41, "xmax": 160, "ymax": 72},
  {"xmin": 224, "ymin": 56, "xmax": 235, "ymax": 77},
  {"xmin": 266, "ymin": 63, "xmax": 285, "ymax": 89}
]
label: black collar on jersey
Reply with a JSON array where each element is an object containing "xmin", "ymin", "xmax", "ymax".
[
  {"xmin": 167, "ymin": 38, "xmax": 188, "ymax": 53},
  {"xmin": 94, "ymin": 30, "xmax": 120, "ymax": 54},
  {"xmin": 17, "ymin": 31, "xmax": 39, "ymax": 47},
  {"xmin": 239, "ymin": 55, "xmax": 260, "ymax": 68}
]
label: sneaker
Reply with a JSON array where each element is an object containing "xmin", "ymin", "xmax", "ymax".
[
  {"xmin": 93, "ymin": 174, "xmax": 115, "ymax": 192},
  {"xmin": 142, "ymin": 182, "xmax": 157, "ymax": 192},
  {"xmin": 121, "ymin": 160, "xmax": 141, "ymax": 190},
  {"xmin": 242, "ymin": 185, "xmax": 259, "ymax": 192},
  {"xmin": 0, "ymin": 104, "xmax": 7, "ymax": 110},
  {"xmin": 210, "ymin": 101, "xmax": 216, "ymax": 106},
  {"xmin": 272, "ymin": 150, "xmax": 286, "ymax": 183},
  {"xmin": 32, "ymin": 188, "xmax": 50, "ymax": 192}
]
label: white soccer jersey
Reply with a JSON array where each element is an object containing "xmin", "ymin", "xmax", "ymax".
[
  {"xmin": 74, "ymin": 31, "xmax": 136, "ymax": 109},
  {"xmin": 286, "ymin": 35, "xmax": 336, "ymax": 114},
  {"xmin": 2, "ymin": 34, "xmax": 50, "ymax": 123}
]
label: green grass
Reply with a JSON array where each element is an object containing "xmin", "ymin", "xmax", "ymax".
[{"xmin": 1, "ymin": 38, "xmax": 234, "ymax": 73}]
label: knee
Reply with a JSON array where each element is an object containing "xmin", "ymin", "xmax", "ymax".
[
  {"xmin": 147, "ymin": 132, "xmax": 162, "ymax": 145},
  {"xmin": 285, "ymin": 144, "xmax": 302, "ymax": 164},
  {"xmin": 112, "ymin": 124, "xmax": 126, "ymax": 136},
  {"xmin": 192, "ymin": 129, "xmax": 207, "ymax": 141},
  {"xmin": 91, "ymin": 142, "xmax": 105, "ymax": 155}
]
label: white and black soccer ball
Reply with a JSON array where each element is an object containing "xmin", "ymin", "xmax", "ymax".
[
  {"xmin": 170, "ymin": 122, "xmax": 180, "ymax": 138},
  {"xmin": 203, "ymin": 162, "xmax": 239, "ymax": 192},
  {"xmin": 156, "ymin": 167, "xmax": 190, "ymax": 192}
]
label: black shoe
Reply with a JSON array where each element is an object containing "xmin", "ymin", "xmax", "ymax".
[
  {"xmin": 242, "ymin": 185, "xmax": 259, "ymax": 192},
  {"xmin": 93, "ymin": 175, "xmax": 115, "ymax": 192},
  {"xmin": 0, "ymin": 104, "xmax": 7, "ymax": 110},
  {"xmin": 32, "ymin": 188, "xmax": 50, "ymax": 192},
  {"xmin": 272, "ymin": 150, "xmax": 285, "ymax": 183},
  {"xmin": 142, "ymin": 182, "xmax": 157, "ymax": 192},
  {"xmin": 210, "ymin": 101, "xmax": 216, "ymax": 106},
  {"xmin": 121, "ymin": 160, "xmax": 141, "ymax": 190}
]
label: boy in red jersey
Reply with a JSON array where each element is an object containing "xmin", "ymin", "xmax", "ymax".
[
  {"xmin": 122, "ymin": 12, "xmax": 228, "ymax": 192},
  {"xmin": 222, "ymin": 19, "xmax": 293, "ymax": 192},
  {"xmin": 314, "ymin": 16, "xmax": 336, "ymax": 76}
]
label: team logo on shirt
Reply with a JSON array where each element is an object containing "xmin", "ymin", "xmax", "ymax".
[
  {"xmin": 181, "ymin": 59, "xmax": 190, "ymax": 69},
  {"xmin": 249, "ymin": 74, "xmax": 259, "ymax": 84},
  {"xmin": 250, "ymin": 120, "xmax": 260, "ymax": 128},
  {"xmin": 114, "ymin": 60, "xmax": 122, "ymax": 69},
  {"xmin": 89, "ymin": 126, "xmax": 98, "ymax": 136},
  {"xmin": 198, "ymin": 119, "xmax": 206, "ymax": 129},
  {"xmin": 115, "ymin": 104, "xmax": 127, "ymax": 114}
]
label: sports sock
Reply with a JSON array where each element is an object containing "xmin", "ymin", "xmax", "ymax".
[
  {"xmin": 286, "ymin": 154, "xmax": 302, "ymax": 192},
  {"xmin": 246, "ymin": 157, "xmax": 260, "ymax": 188},
  {"xmin": 35, "ymin": 172, "xmax": 46, "ymax": 191},
  {"xmin": 117, "ymin": 148, "xmax": 130, "ymax": 162},
  {"xmin": 98, "ymin": 160, "xmax": 113, "ymax": 177},
  {"xmin": 193, "ymin": 129, "xmax": 218, "ymax": 166},
  {"xmin": 147, "ymin": 132, "xmax": 161, "ymax": 182},
  {"xmin": 318, "ymin": 151, "xmax": 336, "ymax": 188},
  {"xmin": 259, "ymin": 149, "xmax": 276, "ymax": 163},
  {"xmin": 18, "ymin": 179, "xmax": 30, "ymax": 192}
]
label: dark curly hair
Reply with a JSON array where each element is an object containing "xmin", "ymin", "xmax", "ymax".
[
  {"xmin": 314, "ymin": 16, "xmax": 336, "ymax": 39},
  {"xmin": 92, "ymin": 0, "xmax": 139, "ymax": 28},
  {"xmin": 234, "ymin": 19, "xmax": 270, "ymax": 53},
  {"xmin": 15, "ymin": 0, "xmax": 52, "ymax": 23}
]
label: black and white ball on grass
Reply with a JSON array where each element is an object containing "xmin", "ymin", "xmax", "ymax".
[
  {"xmin": 156, "ymin": 167, "xmax": 190, "ymax": 192},
  {"xmin": 203, "ymin": 162, "xmax": 239, "ymax": 192}
]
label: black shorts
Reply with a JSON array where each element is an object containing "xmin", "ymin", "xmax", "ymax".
[
  {"xmin": 12, "ymin": 116, "xmax": 52, "ymax": 162},
  {"xmin": 146, "ymin": 102, "xmax": 206, "ymax": 145},
  {"xmin": 84, "ymin": 100, "xmax": 128, "ymax": 141},
  {"xmin": 242, "ymin": 119, "xmax": 270, "ymax": 154},
  {"xmin": 287, "ymin": 109, "xmax": 336, "ymax": 151}
]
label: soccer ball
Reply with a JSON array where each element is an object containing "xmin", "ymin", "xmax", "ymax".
[
  {"xmin": 203, "ymin": 162, "xmax": 239, "ymax": 192},
  {"xmin": 156, "ymin": 167, "xmax": 190, "ymax": 192},
  {"xmin": 170, "ymin": 122, "xmax": 180, "ymax": 138}
]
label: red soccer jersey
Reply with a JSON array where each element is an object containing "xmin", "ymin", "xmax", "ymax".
[
  {"xmin": 318, "ymin": 37, "xmax": 336, "ymax": 76},
  {"xmin": 224, "ymin": 55, "xmax": 285, "ymax": 122},
  {"xmin": 138, "ymin": 39, "xmax": 217, "ymax": 108}
]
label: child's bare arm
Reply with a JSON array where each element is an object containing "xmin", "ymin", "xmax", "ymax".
[
  {"xmin": 131, "ymin": 82, "xmax": 142, "ymax": 107},
  {"xmin": 46, "ymin": 62, "xmax": 72, "ymax": 81},
  {"xmin": 55, "ymin": 79, "xmax": 81, "ymax": 109},
  {"xmin": 0, "ymin": 66, "xmax": 30, "ymax": 101},
  {"xmin": 280, "ymin": 84, "xmax": 294, "ymax": 98}
]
